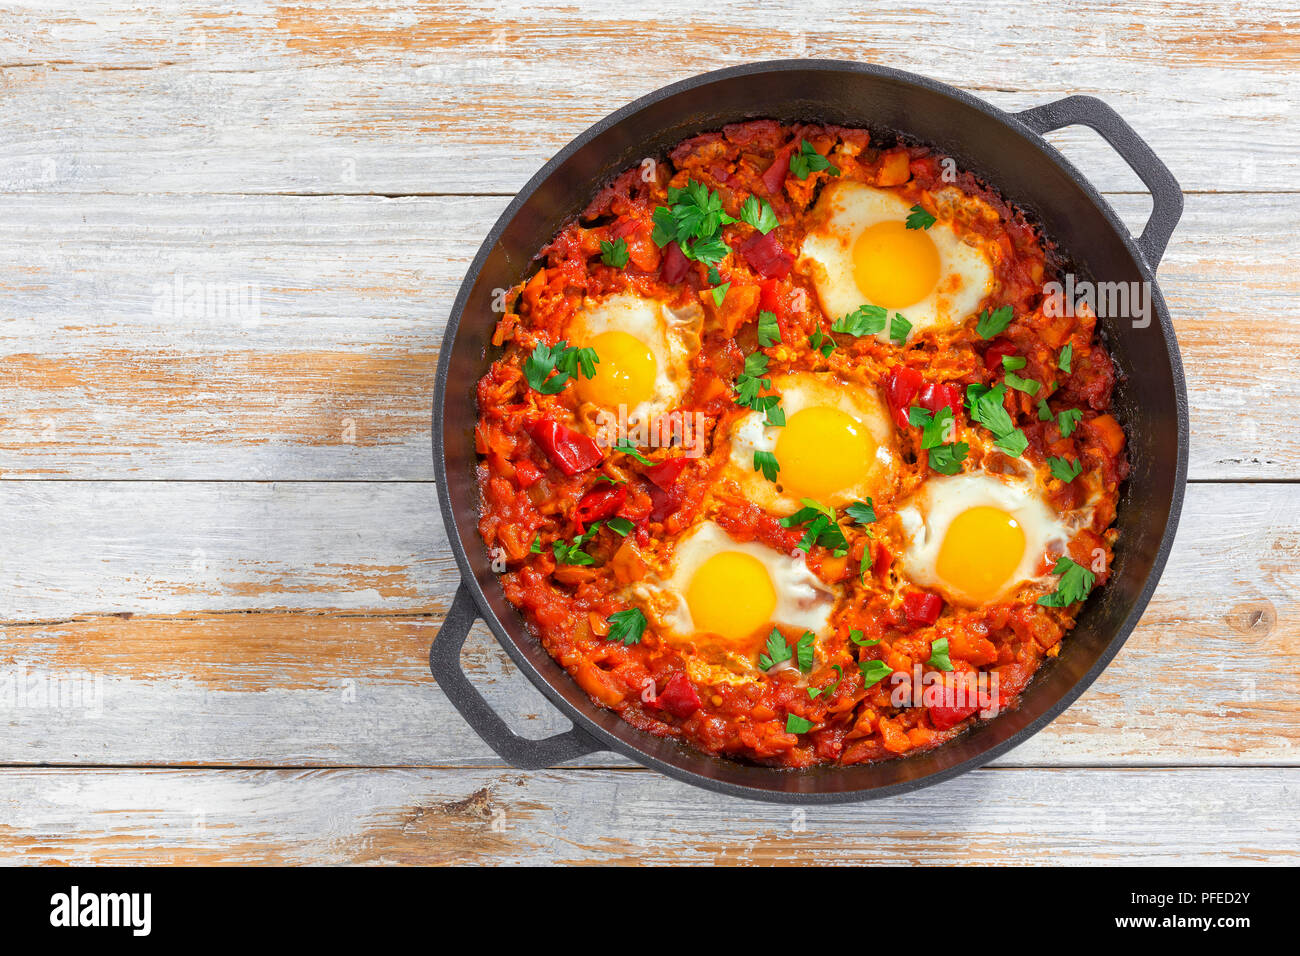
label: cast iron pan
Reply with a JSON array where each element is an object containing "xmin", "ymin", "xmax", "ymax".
[{"xmin": 429, "ymin": 60, "xmax": 1188, "ymax": 803}]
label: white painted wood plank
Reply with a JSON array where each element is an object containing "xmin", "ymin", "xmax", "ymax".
[
  {"xmin": 0, "ymin": 481, "xmax": 1293, "ymax": 766},
  {"xmin": 0, "ymin": 1, "xmax": 1295, "ymax": 195},
  {"xmin": 0, "ymin": 192, "xmax": 1293, "ymax": 480},
  {"xmin": 0, "ymin": 766, "xmax": 1292, "ymax": 864}
]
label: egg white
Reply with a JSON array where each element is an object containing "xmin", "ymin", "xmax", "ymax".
[
  {"xmin": 799, "ymin": 180, "xmax": 995, "ymax": 339},
  {"xmin": 726, "ymin": 372, "xmax": 899, "ymax": 514},
  {"xmin": 896, "ymin": 472, "xmax": 1078, "ymax": 607},
  {"xmin": 566, "ymin": 291, "xmax": 702, "ymax": 425}
]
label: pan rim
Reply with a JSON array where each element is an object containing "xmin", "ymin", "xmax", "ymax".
[{"xmin": 431, "ymin": 59, "xmax": 1189, "ymax": 803}]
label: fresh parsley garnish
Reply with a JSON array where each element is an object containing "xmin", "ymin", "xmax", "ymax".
[
  {"xmin": 780, "ymin": 498, "xmax": 848, "ymax": 555},
  {"xmin": 975, "ymin": 305, "xmax": 1014, "ymax": 339},
  {"xmin": 606, "ymin": 516, "xmax": 635, "ymax": 537},
  {"xmin": 753, "ymin": 449, "xmax": 780, "ymax": 482},
  {"xmin": 831, "ymin": 304, "xmax": 888, "ymax": 337},
  {"xmin": 1001, "ymin": 354, "xmax": 1027, "ymax": 372},
  {"xmin": 858, "ymin": 659, "xmax": 892, "ymax": 688},
  {"xmin": 529, "ymin": 534, "xmax": 541, "ymax": 554},
  {"xmin": 889, "ymin": 312, "xmax": 912, "ymax": 344},
  {"xmin": 849, "ymin": 629, "xmax": 880, "ymax": 647},
  {"xmin": 926, "ymin": 637, "xmax": 954, "ymax": 672},
  {"xmin": 757, "ymin": 310, "xmax": 781, "ymax": 346},
  {"xmin": 599, "ymin": 237, "xmax": 629, "ymax": 268},
  {"xmin": 905, "ymin": 204, "xmax": 936, "ymax": 230},
  {"xmin": 808, "ymin": 664, "xmax": 843, "ymax": 700},
  {"xmin": 809, "ymin": 328, "xmax": 835, "ymax": 357},
  {"xmin": 606, "ymin": 607, "xmax": 647, "ymax": 645},
  {"xmin": 711, "ymin": 282, "xmax": 730, "ymax": 307},
  {"xmin": 739, "ymin": 195, "xmax": 779, "ymax": 234},
  {"xmin": 612, "ymin": 439, "xmax": 653, "ymax": 465},
  {"xmin": 927, "ymin": 442, "xmax": 969, "ymax": 475},
  {"xmin": 789, "ymin": 139, "xmax": 839, "ymax": 180},
  {"xmin": 794, "ymin": 631, "xmax": 816, "ymax": 673},
  {"xmin": 967, "ymin": 382, "xmax": 1027, "ymax": 459},
  {"xmin": 523, "ymin": 340, "xmax": 599, "ymax": 395},
  {"xmin": 1037, "ymin": 398, "xmax": 1053, "ymax": 421},
  {"xmin": 651, "ymin": 180, "xmax": 734, "ymax": 266},
  {"xmin": 553, "ymin": 522, "xmax": 601, "ymax": 565},
  {"xmin": 1058, "ymin": 407, "xmax": 1083, "ymax": 438},
  {"xmin": 1058, "ymin": 344, "xmax": 1073, "ymax": 373},
  {"xmin": 758, "ymin": 628, "xmax": 792, "ymax": 670},
  {"xmin": 994, "ymin": 429, "xmax": 1029, "ymax": 457},
  {"xmin": 1048, "ymin": 456, "xmax": 1082, "ymax": 482},
  {"xmin": 733, "ymin": 351, "xmax": 772, "ymax": 407},
  {"xmin": 846, "ymin": 500, "xmax": 876, "ymax": 525},
  {"xmin": 1037, "ymin": 556, "xmax": 1096, "ymax": 607},
  {"xmin": 1005, "ymin": 370, "xmax": 1040, "ymax": 395},
  {"xmin": 908, "ymin": 405, "xmax": 954, "ymax": 450},
  {"xmin": 785, "ymin": 713, "xmax": 815, "ymax": 734}
]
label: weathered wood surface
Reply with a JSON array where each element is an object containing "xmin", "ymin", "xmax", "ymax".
[
  {"xmin": 0, "ymin": 191, "xmax": 1296, "ymax": 481},
  {"xmin": 0, "ymin": 481, "xmax": 1293, "ymax": 768},
  {"xmin": 0, "ymin": 0, "xmax": 1296, "ymax": 864},
  {"xmin": 0, "ymin": 767, "xmax": 1293, "ymax": 865}
]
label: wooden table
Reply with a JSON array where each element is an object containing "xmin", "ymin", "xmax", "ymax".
[{"xmin": 0, "ymin": 1, "xmax": 1295, "ymax": 865}]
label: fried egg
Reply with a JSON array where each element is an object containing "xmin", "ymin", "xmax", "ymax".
[
  {"xmin": 896, "ymin": 472, "xmax": 1077, "ymax": 608},
  {"xmin": 800, "ymin": 180, "xmax": 995, "ymax": 339},
  {"xmin": 565, "ymin": 292, "xmax": 701, "ymax": 425},
  {"xmin": 633, "ymin": 521, "xmax": 837, "ymax": 682},
  {"xmin": 726, "ymin": 372, "xmax": 898, "ymax": 514}
]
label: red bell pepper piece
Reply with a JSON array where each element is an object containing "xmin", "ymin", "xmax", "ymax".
[
  {"xmin": 573, "ymin": 484, "xmax": 627, "ymax": 531},
  {"xmin": 643, "ymin": 455, "xmax": 688, "ymax": 490},
  {"xmin": 513, "ymin": 458, "xmax": 542, "ymax": 489},
  {"xmin": 758, "ymin": 278, "xmax": 783, "ymax": 318},
  {"xmin": 917, "ymin": 381, "xmax": 964, "ymax": 429},
  {"xmin": 526, "ymin": 420, "xmax": 604, "ymax": 476},
  {"xmin": 761, "ymin": 142, "xmax": 794, "ymax": 196},
  {"xmin": 903, "ymin": 590, "xmax": 944, "ymax": 626},
  {"xmin": 928, "ymin": 699, "xmax": 980, "ymax": 730},
  {"xmin": 653, "ymin": 672, "xmax": 701, "ymax": 718},
  {"xmin": 660, "ymin": 241, "xmax": 689, "ymax": 284},
  {"xmin": 928, "ymin": 673, "xmax": 981, "ymax": 729},
  {"xmin": 739, "ymin": 231, "xmax": 794, "ymax": 279},
  {"xmin": 983, "ymin": 340, "xmax": 1019, "ymax": 372},
  {"xmin": 885, "ymin": 367, "xmax": 924, "ymax": 429}
]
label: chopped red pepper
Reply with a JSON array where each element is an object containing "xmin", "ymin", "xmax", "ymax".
[
  {"xmin": 643, "ymin": 456, "xmax": 689, "ymax": 490},
  {"xmin": 739, "ymin": 231, "xmax": 794, "ymax": 279},
  {"xmin": 513, "ymin": 458, "xmax": 542, "ymax": 489},
  {"xmin": 761, "ymin": 142, "xmax": 794, "ymax": 196},
  {"xmin": 928, "ymin": 699, "xmax": 980, "ymax": 730},
  {"xmin": 903, "ymin": 590, "xmax": 944, "ymax": 626},
  {"xmin": 871, "ymin": 540, "xmax": 892, "ymax": 581},
  {"xmin": 983, "ymin": 340, "xmax": 1019, "ymax": 372},
  {"xmin": 653, "ymin": 672, "xmax": 701, "ymax": 718},
  {"xmin": 928, "ymin": 672, "xmax": 981, "ymax": 730},
  {"xmin": 526, "ymin": 420, "xmax": 604, "ymax": 476},
  {"xmin": 758, "ymin": 277, "xmax": 784, "ymax": 319},
  {"xmin": 917, "ymin": 381, "xmax": 964, "ymax": 428},
  {"xmin": 660, "ymin": 241, "xmax": 689, "ymax": 284},
  {"xmin": 573, "ymin": 484, "xmax": 627, "ymax": 531},
  {"xmin": 884, "ymin": 366, "xmax": 924, "ymax": 429}
]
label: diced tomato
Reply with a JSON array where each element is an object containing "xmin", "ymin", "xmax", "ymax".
[
  {"xmin": 758, "ymin": 278, "xmax": 784, "ymax": 318},
  {"xmin": 653, "ymin": 672, "xmax": 701, "ymax": 718},
  {"xmin": 917, "ymin": 381, "xmax": 964, "ymax": 428},
  {"xmin": 573, "ymin": 484, "xmax": 628, "ymax": 531},
  {"xmin": 644, "ymin": 455, "xmax": 689, "ymax": 490},
  {"xmin": 526, "ymin": 420, "xmax": 604, "ymax": 476},
  {"xmin": 903, "ymin": 590, "xmax": 944, "ymax": 626},
  {"xmin": 761, "ymin": 143, "xmax": 794, "ymax": 196},
  {"xmin": 884, "ymin": 366, "xmax": 924, "ymax": 429},
  {"xmin": 513, "ymin": 458, "xmax": 542, "ymax": 489},
  {"xmin": 661, "ymin": 241, "xmax": 689, "ymax": 284},
  {"xmin": 738, "ymin": 231, "xmax": 794, "ymax": 279},
  {"xmin": 983, "ymin": 340, "xmax": 1019, "ymax": 372},
  {"xmin": 929, "ymin": 699, "xmax": 980, "ymax": 731},
  {"xmin": 871, "ymin": 540, "xmax": 892, "ymax": 581}
]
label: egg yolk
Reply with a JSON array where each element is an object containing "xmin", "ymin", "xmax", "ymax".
[
  {"xmin": 852, "ymin": 220, "xmax": 941, "ymax": 309},
  {"xmin": 686, "ymin": 551, "xmax": 777, "ymax": 644},
  {"xmin": 775, "ymin": 406, "xmax": 876, "ymax": 503},
  {"xmin": 935, "ymin": 505, "xmax": 1027, "ymax": 605},
  {"xmin": 576, "ymin": 330, "xmax": 657, "ymax": 409}
]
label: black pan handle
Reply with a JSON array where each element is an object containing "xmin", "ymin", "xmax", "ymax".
[
  {"xmin": 429, "ymin": 583, "xmax": 605, "ymax": 769},
  {"xmin": 1015, "ymin": 95, "xmax": 1183, "ymax": 269}
]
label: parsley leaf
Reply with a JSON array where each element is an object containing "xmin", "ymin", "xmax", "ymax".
[
  {"xmin": 809, "ymin": 328, "xmax": 835, "ymax": 357},
  {"xmin": 606, "ymin": 516, "xmax": 635, "ymax": 537},
  {"xmin": 831, "ymin": 304, "xmax": 888, "ymax": 337},
  {"xmin": 1037, "ymin": 398, "xmax": 1053, "ymax": 421},
  {"xmin": 739, "ymin": 195, "xmax": 779, "ymax": 234},
  {"xmin": 606, "ymin": 607, "xmax": 647, "ymax": 645},
  {"xmin": 1005, "ymin": 370, "xmax": 1040, "ymax": 395},
  {"xmin": 975, "ymin": 305, "xmax": 1014, "ymax": 339},
  {"xmin": 849, "ymin": 630, "xmax": 880, "ymax": 647},
  {"xmin": 1058, "ymin": 343, "xmax": 1073, "ymax": 373},
  {"xmin": 905, "ymin": 204, "xmax": 936, "ymax": 230},
  {"xmin": 758, "ymin": 628, "xmax": 792, "ymax": 670},
  {"xmin": 733, "ymin": 351, "xmax": 772, "ymax": 407},
  {"xmin": 909, "ymin": 405, "xmax": 954, "ymax": 450},
  {"xmin": 1058, "ymin": 408, "xmax": 1083, "ymax": 438},
  {"xmin": 846, "ymin": 500, "xmax": 876, "ymax": 525},
  {"xmin": 1048, "ymin": 456, "xmax": 1082, "ymax": 482},
  {"xmin": 599, "ymin": 237, "xmax": 629, "ymax": 268},
  {"xmin": 926, "ymin": 637, "xmax": 954, "ymax": 672},
  {"xmin": 1001, "ymin": 354, "xmax": 1027, "ymax": 371},
  {"xmin": 650, "ymin": 180, "xmax": 734, "ymax": 265},
  {"xmin": 523, "ymin": 340, "xmax": 599, "ymax": 395},
  {"xmin": 612, "ymin": 439, "xmax": 653, "ymax": 465},
  {"xmin": 928, "ymin": 442, "xmax": 969, "ymax": 475},
  {"xmin": 780, "ymin": 498, "xmax": 848, "ymax": 555},
  {"xmin": 789, "ymin": 139, "xmax": 839, "ymax": 180},
  {"xmin": 858, "ymin": 659, "xmax": 892, "ymax": 688},
  {"xmin": 753, "ymin": 449, "xmax": 780, "ymax": 482},
  {"xmin": 553, "ymin": 522, "xmax": 601, "ymax": 565},
  {"xmin": 529, "ymin": 534, "xmax": 541, "ymax": 554},
  {"xmin": 785, "ymin": 713, "xmax": 814, "ymax": 734},
  {"xmin": 711, "ymin": 282, "xmax": 730, "ymax": 307},
  {"xmin": 994, "ymin": 429, "xmax": 1029, "ymax": 457},
  {"xmin": 795, "ymin": 631, "xmax": 816, "ymax": 673},
  {"xmin": 757, "ymin": 309, "xmax": 781, "ymax": 346},
  {"xmin": 889, "ymin": 312, "xmax": 912, "ymax": 344},
  {"xmin": 808, "ymin": 664, "xmax": 843, "ymax": 700},
  {"xmin": 967, "ymin": 382, "xmax": 1027, "ymax": 458},
  {"xmin": 1037, "ymin": 556, "xmax": 1096, "ymax": 607}
]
